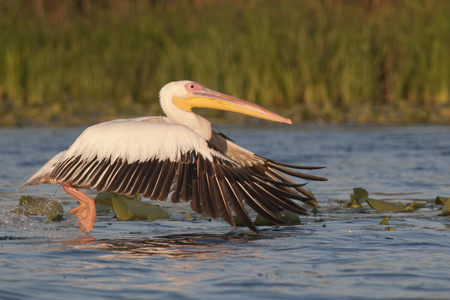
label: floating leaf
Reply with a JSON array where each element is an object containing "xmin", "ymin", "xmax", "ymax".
[
  {"xmin": 254, "ymin": 214, "xmax": 272, "ymax": 226},
  {"xmin": 405, "ymin": 202, "xmax": 425, "ymax": 211},
  {"xmin": 438, "ymin": 210, "xmax": 450, "ymax": 217},
  {"xmin": 344, "ymin": 202, "xmax": 362, "ymax": 208},
  {"xmin": 111, "ymin": 194, "xmax": 169, "ymax": 221},
  {"xmin": 305, "ymin": 198, "xmax": 319, "ymax": 207},
  {"xmin": 352, "ymin": 188, "xmax": 369, "ymax": 204},
  {"xmin": 94, "ymin": 192, "xmax": 114, "ymax": 213},
  {"xmin": 344, "ymin": 187, "xmax": 368, "ymax": 207},
  {"xmin": 379, "ymin": 216, "xmax": 390, "ymax": 225},
  {"xmin": 234, "ymin": 215, "xmax": 245, "ymax": 227},
  {"xmin": 16, "ymin": 195, "xmax": 64, "ymax": 221},
  {"xmin": 255, "ymin": 210, "xmax": 301, "ymax": 226},
  {"xmin": 436, "ymin": 196, "xmax": 450, "ymax": 216},
  {"xmin": 366, "ymin": 199, "xmax": 407, "ymax": 212},
  {"xmin": 280, "ymin": 210, "xmax": 301, "ymax": 224},
  {"xmin": 19, "ymin": 195, "xmax": 35, "ymax": 206},
  {"xmin": 444, "ymin": 198, "xmax": 450, "ymax": 212},
  {"xmin": 435, "ymin": 196, "xmax": 450, "ymax": 216},
  {"xmin": 95, "ymin": 192, "xmax": 140, "ymax": 214},
  {"xmin": 235, "ymin": 210, "xmax": 301, "ymax": 227},
  {"xmin": 435, "ymin": 196, "xmax": 449, "ymax": 205}
]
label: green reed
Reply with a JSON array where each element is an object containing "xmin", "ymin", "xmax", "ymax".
[{"xmin": 0, "ymin": 0, "xmax": 449, "ymax": 125}]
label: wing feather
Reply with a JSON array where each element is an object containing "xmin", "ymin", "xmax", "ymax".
[
  {"xmin": 156, "ymin": 160, "xmax": 177, "ymax": 201},
  {"xmin": 237, "ymin": 182, "xmax": 287, "ymax": 225},
  {"xmin": 20, "ymin": 119, "xmax": 326, "ymax": 233},
  {"xmin": 135, "ymin": 159, "xmax": 158, "ymax": 195},
  {"xmin": 210, "ymin": 170, "xmax": 233, "ymax": 225}
]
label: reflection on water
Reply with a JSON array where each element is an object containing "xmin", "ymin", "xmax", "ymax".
[
  {"xmin": 1, "ymin": 124, "xmax": 450, "ymax": 299},
  {"xmin": 67, "ymin": 232, "xmax": 270, "ymax": 259}
]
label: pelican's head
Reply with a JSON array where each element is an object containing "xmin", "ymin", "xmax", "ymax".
[{"xmin": 160, "ymin": 80, "xmax": 292, "ymax": 124}]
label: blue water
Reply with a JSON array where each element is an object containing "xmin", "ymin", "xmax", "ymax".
[{"xmin": 1, "ymin": 124, "xmax": 450, "ymax": 299}]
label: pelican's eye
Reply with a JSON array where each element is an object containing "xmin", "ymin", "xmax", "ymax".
[{"xmin": 185, "ymin": 82, "xmax": 202, "ymax": 93}]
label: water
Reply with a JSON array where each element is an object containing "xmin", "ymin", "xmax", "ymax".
[{"xmin": 1, "ymin": 124, "xmax": 450, "ymax": 299}]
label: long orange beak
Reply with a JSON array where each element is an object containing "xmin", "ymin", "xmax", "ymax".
[{"xmin": 173, "ymin": 87, "xmax": 292, "ymax": 124}]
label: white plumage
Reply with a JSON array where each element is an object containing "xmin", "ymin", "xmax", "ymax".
[
  {"xmin": 65, "ymin": 119, "xmax": 217, "ymax": 163},
  {"xmin": 19, "ymin": 80, "xmax": 326, "ymax": 234}
]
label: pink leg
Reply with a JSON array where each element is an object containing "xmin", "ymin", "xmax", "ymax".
[{"xmin": 63, "ymin": 182, "xmax": 96, "ymax": 234}]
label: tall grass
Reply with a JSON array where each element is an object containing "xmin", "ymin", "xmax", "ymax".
[{"xmin": 0, "ymin": 0, "xmax": 449, "ymax": 125}]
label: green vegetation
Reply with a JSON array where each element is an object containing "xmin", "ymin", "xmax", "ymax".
[
  {"xmin": 337, "ymin": 187, "xmax": 426, "ymax": 212},
  {"xmin": 1, "ymin": 0, "xmax": 449, "ymax": 126},
  {"xmin": 344, "ymin": 187, "xmax": 368, "ymax": 208},
  {"xmin": 15, "ymin": 195, "xmax": 64, "ymax": 221},
  {"xmin": 95, "ymin": 192, "xmax": 169, "ymax": 221},
  {"xmin": 436, "ymin": 196, "xmax": 450, "ymax": 216}
]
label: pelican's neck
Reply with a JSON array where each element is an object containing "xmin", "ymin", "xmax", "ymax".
[
  {"xmin": 160, "ymin": 86, "xmax": 212, "ymax": 140},
  {"xmin": 166, "ymin": 108, "xmax": 212, "ymax": 141}
]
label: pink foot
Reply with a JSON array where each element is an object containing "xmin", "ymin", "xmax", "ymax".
[{"xmin": 63, "ymin": 182, "xmax": 97, "ymax": 234}]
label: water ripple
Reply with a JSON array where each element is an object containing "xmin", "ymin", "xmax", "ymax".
[{"xmin": 1, "ymin": 125, "xmax": 450, "ymax": 299}]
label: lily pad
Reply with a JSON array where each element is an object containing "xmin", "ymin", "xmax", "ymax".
[
  {"xmin": 438, "ymin": 210, "xmax": 450, "ymax": 217},
  {"xmin": 234, "ymin": 210, "xmax": 301, "ymax": 227},
  {"xmin": 343, "ymin": 202, "xmax": 362, "ymax": 208},
  {"xmin": 95, "ymin": 192, "xmax": 140, "ymax": 214},
  {"xmin": 405, "ymin": 202, "xmax": 425, "ymax": 211},
  {"xmin": 254, "ymin": 214, "xmax": 272, "ymax": 226},
  {"xmin": 344, "ymin": 187, "xmax": 368, "ymax": 208},
  {"xmin": 378, "ymin": 216, "xmax": 390, "ymax": 225},
  {"xmin": 436, "ymin": 196, "xmax": 450, "ymax": 216},
  {"xmin": 352, "ymin": 188, "xmax": 369, "ymax": 204},
  {"xmin": 111, "ymin": 194, "xmax": 169, "ymax": 221},
  {"xmin": 254, "ymin": 210, "xmax": 301, "ymax": 226},
  {"xmin": 366, "ymin": 199, "xmax": 407, "ymax": 212},
  {"xmin": 234, "ymin": 215, "xmax": 245, "ymax": 227},
  {"xmin": 16, "ymin": 195, "xmax": 64, "ymax": 221},
  {"xmin": 311, "ymin": 207, "xmax": 320, "ymax": 214},
  {"xmin": 435, "ymin": 196, "xmax": 450, "ymax": 216},
  {"xmin": 444, "ymin": 198, "xmax": 450, "ymax": 212},
  {"xmin": 435, "ymin": 196, "xmax": 449, "ymax": 205}
]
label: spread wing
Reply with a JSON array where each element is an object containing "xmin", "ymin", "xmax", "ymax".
[{"xmin": 19, "ymin": 119, "xmax": 326, "ymax": 232}]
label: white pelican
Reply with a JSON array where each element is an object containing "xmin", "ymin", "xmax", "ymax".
[{"xmin": 18, "ymin": 81, "xmax": 326, "ymax": 233}]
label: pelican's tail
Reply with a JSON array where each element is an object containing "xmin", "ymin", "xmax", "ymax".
[{"xmin": 16, "ymin": 151, "xmax": 65, "ymax": 192}]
